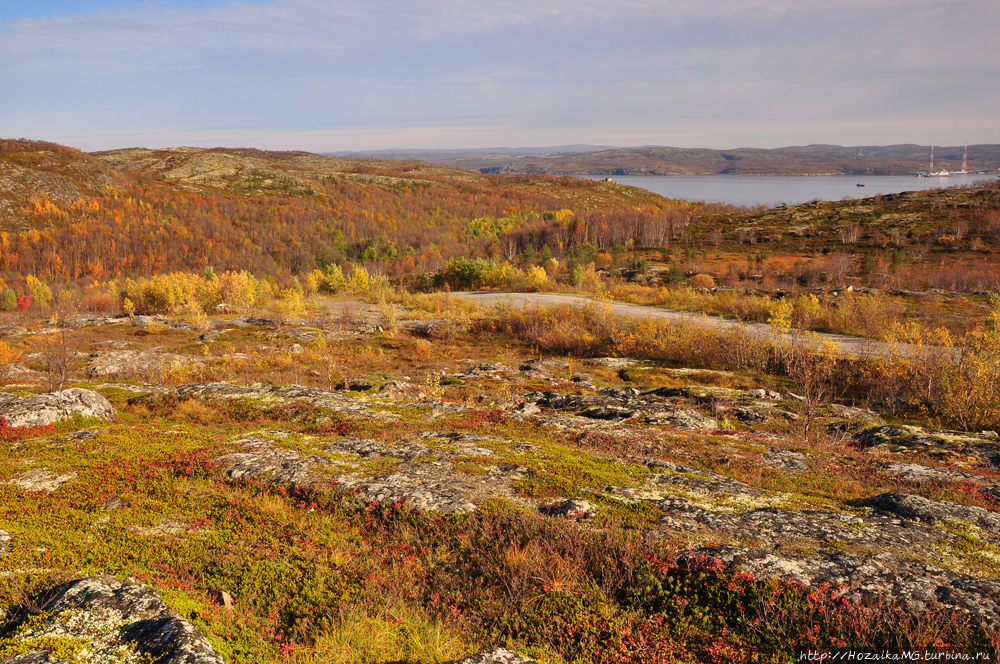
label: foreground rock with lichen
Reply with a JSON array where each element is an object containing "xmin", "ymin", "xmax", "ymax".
[
  {"xmin": 0, "ymin": 576, "xmax": 225, "ymax": 664},
  {"xmin": 0, "ymin": 389, "xmax": 115, "ymax": 428}
]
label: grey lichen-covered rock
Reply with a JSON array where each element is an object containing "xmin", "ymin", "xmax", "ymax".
[
  {"xmin": 691, "ymin": 546, "xmax": 1000, "ymax": 624},
  {"xmin": 855, "ymin": 425, "xmax": 1000, "ymax": 466},
  {"xmin": 338, "ymin": 466, "xmax": 478, "ymax": 514},
  {"xmin": 748, "ymin": 388, "xmax": 783, "ymax": 400},
  {"xmin": 538, "ymin": 389, "xmax": 722, "ymax": 430},
  {"xmin": 0, "ymin": 389, "xmax": 115, "ymax": 428},
  {"xmin": 325, "ymin": 437, "xmax": 437, "ymax": 460},
  {"xmin": 451, "ymin": 648, "xmax": 537, "ymax": 664},
  {"xmin": 513, "ymin": 401, "xmax": 541, "ymax": 416},
  {"xmin": 732, "ymin": 406, "xmax": 769, "ymax": 423},
  {"xmin": 87, "ymin": 350, "xmax": 200, "ymax": 379},
  {"xmin": 540, "ymin": 498, "xmax": 593, "ymax": 520},
  {"xmin": 0, "ymin": 576, "xmax": 226, "ymax": 664},
  {"xmin": 215, "ymin": 437, "xmax": 330, "ymax": 488},
  {"xmin": 174, "ymin": 381, "xmax": 469, "ymax": 418},
  {"xmin": 645, "ymin": 407, "xmax": 718, "ymax": 430},
  {"xmin": 335, "ymin": 461, "xmax": 530, "ymax": 515},
  {"xmin": 633, "ymin": 460, "xmax": 762, "ymax": 497},
  {"xmin": 580, "ymin": 405, "xmax": 635, "ymax": 420},
  {"xmin": 872, "ymin": 492, "xmax": 1000, "ymax": 535},
  {"xmin": 0, "ymin": 530, "xmax": 10, "ymax": 553},
  {"xmin": 760, "ymin": 447, "xmax": 809, "ymax": 470},
  {"xmin": 659, "ymin": 500, "xmax": 949, "ymax": 552},
  {"xmin": 5, "ymin": 469, "xmax": 78, "ymax": 492}
]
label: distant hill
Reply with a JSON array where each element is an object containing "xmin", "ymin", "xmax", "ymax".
[
  {"xmin": 338, "ymin": 144, "xmax": 1000, "ymax": 176},
  {"xmin": 328, "ymin": 145, "xmax": 618, "ymax": 159},
  {"xmin": 0, "ymin": 139, "xmax": 692, "ymax": 282}
]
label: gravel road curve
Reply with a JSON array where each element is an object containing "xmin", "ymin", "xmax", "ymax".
[{"xmin": 452, "ymin": 291, "xmax": 917, "ymax": 360}]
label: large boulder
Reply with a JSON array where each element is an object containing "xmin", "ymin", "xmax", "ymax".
[
  {"xmin": 0, "ymin": 388, "xmax": 115, "ymax": 428},
  {"xmin": 0, "ymin": 576, "xmax": 226, "ymax": 664}
]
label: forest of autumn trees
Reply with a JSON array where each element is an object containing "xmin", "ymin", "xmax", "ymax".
[{"xmin": 0, "ymin": 142, "xmax": 726, "ymax": 287}]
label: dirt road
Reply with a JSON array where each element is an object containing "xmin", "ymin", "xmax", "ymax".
[{"xmin": 452, "ymin": 291, "xmax": 903, "ymax": 359}]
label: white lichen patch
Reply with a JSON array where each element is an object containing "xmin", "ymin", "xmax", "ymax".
[
  {"xmin": 687, "ymin": 488, "xmax": 794, "ymax": 512},
  {"xmin": 6, "ymin": 468, "xmax": 78, "ymax": 492},
  {"xmin": 4, "ymin": 608, "xmax": 150, "ymax": 664}
]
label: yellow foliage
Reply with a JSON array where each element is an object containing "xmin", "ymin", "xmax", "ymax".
[
  {"xmin": 481, "ymin": 262, "xmax": 523, "ymax": 290},
  {"xmin": 218, "ymin": 271, "xmax": 258, "ymax": 313},
  {"xmin": 347, "ymin": 266, "xmax": 370, "ymax": 294},
  {"xmin": 304, "ymin": 269, "xmax": 325, "ymax": 295},
  {"xmin": 526, "ymin": 266, "xmax": 548, "ymax": 290},
  {"xmin": 688, "ymin": 274, "xmax": 715, "ymax": 289},
  {"xmin": 0, "ymin": 340, "xmax": 21, "ymax": 364},
  {"xmin": 768, "ymin": 298, "xmax": 793, "ymax": 335},
  {"xmin": 121, "ymin": 272, "xmax": 201, "ymax": 315},
  {"xmin": 323, "ymin": 265, "xmax": 347, "ymax": 293},
  {"xmin": 542, "ymin": 257, "xmax": 560, "ymax": 277}
]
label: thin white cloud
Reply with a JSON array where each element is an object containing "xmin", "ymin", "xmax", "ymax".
[{"xmin": 0, "ymin": 0, "xmax": 997, "ymax": 150}]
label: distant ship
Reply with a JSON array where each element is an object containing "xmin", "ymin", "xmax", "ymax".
[
  {"xmin": 915, "ymin": 144, "xmax": 952, "ymax": 177},
  {"xmin": 856, "ymin": 183, "xmax": 865, "ymax": 187}
]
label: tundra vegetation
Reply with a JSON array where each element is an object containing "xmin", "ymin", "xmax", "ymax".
[{"xmin": 0, "ymin": 138, "xmax": 999, "ymax": 662}]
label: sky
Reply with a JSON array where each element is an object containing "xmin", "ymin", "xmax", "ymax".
[{"xmin": 1, "ymin": 0, "xmax": 998, "ymax": 152}]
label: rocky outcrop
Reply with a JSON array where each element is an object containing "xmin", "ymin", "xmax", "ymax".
[
  {"xmin": 5, "ymin": 469, "xmax": 77, "ymax": 492},
  {"xmin": 87, "ymin": 350, "xmax": 201, "ymax": 378},
  {"xmin": 540, "ymin": 498, "xmax": 593, "ymax": 520},
  {"xmin": 214, "ymin": 433, "xmax": 532, "ymax": 514},
  {"xmin": 872, "ymin": 492, "xmax": 1000, "ymax": 535},
  {"xmin": 215, "ymin": 437, "xmax": 331, "ymax": 488},
  {"xmin": 856, "ymin": 425, "xmax": 1000, "ymax": 467},
  {"xmin": 0, "ymin": 389, "xmax": 115, "ymax": 428},
  {"xmin": 325, "ymin": 437, "xmax": 437, "ymax": 460},
  {"xmin": 338, "ymin": 466, "xmax": 479, "ymax": 514},
  {"xmin": 538, "ymin": 391, "xmax": 719, "ymax": 429},
  {"xmin": 173, "ymin": 381, "xmax": 467, "ymax": 419},
  {"xmin": 451, "ymin": 649, "xmax": 536, "ymax": 664},
  {"xmin": 692, "ymin": 546, "xmax": 1000, "ymax": 624},
  {"xmin": 0, "ymin": 576, "xmax": 226, "ymax": 664}
]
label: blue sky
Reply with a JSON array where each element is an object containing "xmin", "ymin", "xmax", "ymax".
[{"xmin": 1, "ymin": 0, "xmax": 998, "ymax": 152}]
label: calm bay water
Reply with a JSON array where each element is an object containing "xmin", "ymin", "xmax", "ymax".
[{"xmin": 581, "ymin": 173, "xmax": 999, "ymax": 208}]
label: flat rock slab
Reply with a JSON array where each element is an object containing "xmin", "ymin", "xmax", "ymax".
[
  {"xmin": 216, "ymin": 437, "xmax": 330, "ymax": 488},
  {"xmin": 539, "ymin": 391, "xmax": 719, "ymax": 430},
  {"xmin": 87, "ymin": 350, "xmax": 201, "ymax": 378},
  {"xmin": 693, "ymin": 545, "xmax": 1000, "ymax": 624},
  {"xmin": 0, "ymin": 388, "xmax": 115, "ymax": 428},
  {"xmin": 335, "ymin": 460, "xmax": 531, "ymax": 515},
  {"xmin": 856, "ymin": 425, "xmax": 1000, "ymax": 466},
  {"xmin": 659, "ymin": 500, "xmax": 949, "ymax": 553},
  {"xmin": 451, "ymin": 649, "xmax": 537, "ymax": 664},
  {"xmin": 614, "ymin": 460, "xmax": 764, "ymax": 499},
  {"xmin": 0, "ymin": 576, "xmax": 226, "ymax": 664},
  {"xmin": 325, "ymin": 437, "xmax": 438, "ymax": 460},
  {"xmin": 872, "ymin": 492, "xmax": 1000, "ymax": 536},
  {"xmin": 338, "ymin": 467, "xmax": 479, "ymax": 514},
  {"xmin": 173, "ymin": 381, "xmax": 468, "ymax": 419},
  {"xmin": 5, "ymin": 469, "xmax": 77, "ymax": 492}
]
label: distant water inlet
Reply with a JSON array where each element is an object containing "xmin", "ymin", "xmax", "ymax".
[{"xmin": 581, "ymin": 173, "xmax": 999, "ymax": 207}]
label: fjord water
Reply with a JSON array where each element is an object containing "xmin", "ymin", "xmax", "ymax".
[{"xmin": 583, "ymin": 173, "xmax": 999, "ymax": 207}]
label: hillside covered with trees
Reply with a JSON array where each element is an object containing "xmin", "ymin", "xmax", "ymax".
[{"xmin": 0, "ymin": 140, "xmax": 727, "ymax": 287}]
